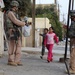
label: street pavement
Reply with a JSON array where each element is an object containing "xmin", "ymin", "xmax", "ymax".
[
  {"xmin": 22, "ymin": 41, "xmax": 70, "ymax": 55},
  {"xmin": 0, "ymin": 42, "xmax": 70, "ymax": 75}
]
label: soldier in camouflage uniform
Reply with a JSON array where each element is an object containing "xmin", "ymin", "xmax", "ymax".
[
  {"xmin": 5, "ymin": 0, "xmax": 25, "ymax": 66},
  {"xmin": 68, "ymin": 10, "xmax": 75, "ymax": 74}
]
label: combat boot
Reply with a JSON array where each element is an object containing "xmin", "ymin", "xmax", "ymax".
[
  {"xmin": 66, "ymin": 69, "xmax": 75, "ymax": 74},
  {"xmin": 16, "ymin": 62, "xmax": 23, "ymax": 66},
  {"xmin": 7, "ymin": 62, "xmax": 17, "ymax": 66}
]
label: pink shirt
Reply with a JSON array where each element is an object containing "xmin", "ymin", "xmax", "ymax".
[{"xmin": 44, "ymin": 32, "xmax": 58, "ymax": 45}]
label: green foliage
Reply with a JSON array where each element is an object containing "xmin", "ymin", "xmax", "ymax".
[
  {"xmin": 36, "ymin": 4, "xmax": 62, "ymax": 40},
  {"xmin": 36, "ymin": 6, "xmax": 43, "ymax": 16},
  {"xmin": 17, "ymin": 0, "xmax": 32, "ymax": 16},
  {"xmin": 3, "ymin": 0, "xmax": 12, "ymax": 11},
  {"xmin": 3, "ymin": 0, "xmax": 32, "ymax": 16}
]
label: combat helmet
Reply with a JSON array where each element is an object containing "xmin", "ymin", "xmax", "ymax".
[
  {"xmin": 70, "ymin": 10, "xmax": 75, "ymax": 17},
  {"xmin": 10, "ymin": 0, "xmax": 19, "ymax": 7}
]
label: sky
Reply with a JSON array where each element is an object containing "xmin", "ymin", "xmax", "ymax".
[{"xmin": 36, "ymin": 0, "xmax": 70, "ymax": 24}]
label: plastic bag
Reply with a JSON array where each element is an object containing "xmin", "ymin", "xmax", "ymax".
[{"xmin": 22, "ymin": 25, "xmax": 31, "ymax": 37}]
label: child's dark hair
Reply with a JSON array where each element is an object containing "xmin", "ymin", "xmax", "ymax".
[
  {"xmin": 44, "ymin": 28, "xmax": 48, "ymax": 31},
  {"xmin": 49, "ymin": 26, "xmax": 55, "ymax": 32}
]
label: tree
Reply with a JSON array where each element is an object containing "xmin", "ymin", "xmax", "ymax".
[
  {"xmin": 17, "ymin": 0, "xmax": 32, "ymax": 16},
  {"xmin": 3, "ymin": 0, "xmax": 32, "ymax": 17},
  {"xmin": 35, "ymin": 4, "xmax": 62, "ymax": 40},
  {"xmin": 3, "ymin": 0, "xmax": 12, "ymax": 11}
]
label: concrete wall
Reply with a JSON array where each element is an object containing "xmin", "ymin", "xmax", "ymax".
[
  {"xmin": 0, "ymin": 11, "xmax": 4, "ymax": 56},
  {"xmin": 28, "ymin": 18, "xmax": 51, "ymax": 28}
]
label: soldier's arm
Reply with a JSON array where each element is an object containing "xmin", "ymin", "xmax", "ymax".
[{"xmin": 8, "ymin": 11, "xmax": 25, "ymax": 26}]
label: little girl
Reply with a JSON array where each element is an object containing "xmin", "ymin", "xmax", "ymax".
[{"xmin": 44, "ymin": 27, "xmax": 58, "ymax": 62}]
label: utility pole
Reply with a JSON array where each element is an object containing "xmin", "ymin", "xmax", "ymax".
[
  {"xmin": 72, "ymin": 0, "xmax": 74, "ymax": 10},
  {"xmin": 54, "ymin": 0, "xmax": 57, "ymax": 4},
  {"xmin": 54, "ymin": 0, "xmax": 60, "ymax": 20},
  {"xmin": 58, "ymin": 4, "xmax": 60, "ymax": 20},
  {"xmin": 54, "ymin": 0, "xmax": 57, "ymax": 9},
  {"xmin": 62, "ymin": 14, "xmax": 65, "ymax": 23},
  {"xmin": 32, "ymin": 0, "xmax": 35, "ymax": 47}
]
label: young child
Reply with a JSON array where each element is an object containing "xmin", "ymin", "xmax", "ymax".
[
  {"xmin": 40, "ymin": 28, "xmax": 48, "ymax": 59},
  {"xmin": 44, "ymin": 26, "xmax": 58, "ymax": 62}
]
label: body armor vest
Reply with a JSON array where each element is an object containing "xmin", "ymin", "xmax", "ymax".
[
  {"xmin": 5, "ymin": 10, "xmax": 21, "ymax": 40},
  {"xmin": 5, "ymin": 10, "xmax": 19, "ymax": 30}
]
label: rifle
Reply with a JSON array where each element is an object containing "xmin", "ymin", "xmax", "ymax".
[{"xmin": 9, "ymin": 24, "xmax": 21, "ymax": 44}]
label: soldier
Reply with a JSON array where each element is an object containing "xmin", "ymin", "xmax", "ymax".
[
  {"xmin": 5, "ymin": 0, "xmax": 26, "ymax": 66},
  {"xmin": 68, "ymin": 10, "xmax": 75, "ymax": 73}
]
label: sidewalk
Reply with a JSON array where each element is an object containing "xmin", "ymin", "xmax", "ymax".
[
  {"xmin": 0, "ymin": 42, "xmax": 70, "ymax": 75},
  {"xmin": 0, "ymin": 52, "xmax": 68, "ymax": 75},
  {"xmin": 21, "ymin": 43, "xmax": 70, "ymax": 55}
]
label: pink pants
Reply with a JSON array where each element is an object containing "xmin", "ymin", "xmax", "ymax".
[
  {"xmin": 46, "ymin": 44, "xmax": 54, "ymax": 61},
  {"xmin": 8, "ymin": 37, "xmax": 21, "ymax": 63}
]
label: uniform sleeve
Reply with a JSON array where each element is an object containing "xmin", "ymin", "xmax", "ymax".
[
  {"xmin": 54, "ymin": 34, "xmax": 59, "ymax": 43},
  {"xmin": 8, "ymin": 11, "xmax": 25, "ymax": 26}
]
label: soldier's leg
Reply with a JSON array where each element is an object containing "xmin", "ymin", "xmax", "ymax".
[
  {"xmin": 8, "ymin": 40, "xmax": 15, "ymax": 62},
  {"xmin": 7, "ymin": 40, "xmax": 17, "ymax": 66},
  {"xmin": 70, "ymin": 38, "xmax": 75, "ymax": 72},
  {"xmin": 14, "ymin": 37, "xmax": 22, "ymax": 65}
]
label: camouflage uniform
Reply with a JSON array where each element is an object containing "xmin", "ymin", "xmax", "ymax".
[
  {"xmin": 69, "ymin": 10, "xmax": 75, "ymax": 73},
  {"xmin": 70, "ymin": 38, "xmax": 75, "ymax": 71},
  {"xmin": 5, "ymin": 1, "xmax": 25, "ymax": 66}
]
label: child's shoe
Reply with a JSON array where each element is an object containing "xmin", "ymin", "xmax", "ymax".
[
  {"xmin": 47, "ymin": 58, "xmax": 53, "ymax": 63},
  {"xmin": 47, "ymin": 58, "xmax": 50, "ymax": 63},
  {"xmin": 50, "ymin": 58, "xmax": 53, "ymax": 62},
  {"xmin": 47, "ymin": 60, "xmax": 50, "ymax": 63},
  {"xmin": 40, "ymin": 56, "xmax": 43, "ymax": 59}
]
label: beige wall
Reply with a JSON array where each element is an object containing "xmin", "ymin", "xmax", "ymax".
[
  {"xmin": 36, "ymin": 4, "xmax": 51, "ymax": 8},
  {"xmin": 0, "ymin": 11, "xmax": 4, "ymax": 56},
  {"xmin": 28, "ymin": 18, "xmax": 51, "ymax": 28}
]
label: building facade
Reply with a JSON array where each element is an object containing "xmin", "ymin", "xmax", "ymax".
[
  {"xmin": 22, "ymin": 18, "xmax": 51, "ymax": 47},
  {"xmin": 0, "ymin": 9, "xmax": 4, "ymax": 56}
]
